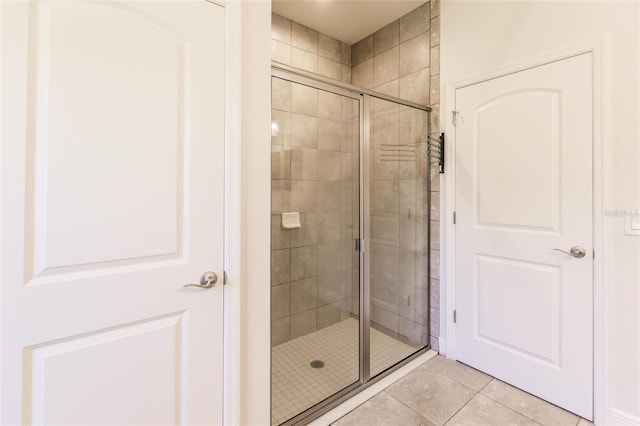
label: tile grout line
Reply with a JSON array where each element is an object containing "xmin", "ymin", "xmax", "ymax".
[{"xmin": 381, "ymin": 389, "xmax": 434, "ymax": 425}]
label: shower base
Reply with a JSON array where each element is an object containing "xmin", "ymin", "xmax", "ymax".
[{"xmin": 271, "ymin": 318, "xmax": 416, "ymax": 425}]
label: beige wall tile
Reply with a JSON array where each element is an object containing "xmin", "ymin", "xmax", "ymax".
[
  {"xmin": 318, "ymin": 57, "xmax": 342, "ymax": 80},
  {"xmin": 290, "ymin": 309, "xmax": 317, "ymax": 339},
  {"xmin": 318, "ymin": 33, "xmax": 342, "ymax": 62},
  {"xmin": 271, "ymin": 283, "xmax": 290, "ymax": 320},
  {"xmin": 287, "ymin": 180, "xmax": 318, "ymax": 212},
  {"xmin": 290, "ymin": 277, "xmax": 317, "ymax": 314},
  {"xmin": 400, "ymin": 3, "xmax": 431, "ymax": 43},
  {"xmin": 373, "ymin": 46, "xmax": 399, "ymax": 87},
  {"xmin": 291, "ymin": 245, "xmax": 318, "ymax": 281},
  {"xmin": 271, "ymin": 214, "xmax": 291, "ymax": 250},
  {"xmin": 371, "ymin": 213, "xmax": 399, "ymax": 245},
  {"xmin": 318, "ymin": 271, "xmax": 343, "ymax": 305},
  {"xmin": 352, "ymin": 59, "xmax": 373, "ymax": 89},
  {"xmin": 373, "ymin": 306, "xmax": 400, "ymax": 334},
  {"xmin": 318, "ymin": 210, "xmax": 342, "ymax": 243},
  {"xmin": 291, "ymin": 113, "xmax": 318, "ymax": 149},
  {"xmin": 351, "ymin": 35, "xmax": 373, "ymax": 65},
  {"xmin": 341, "ymin": 65, "xmax": 352, "ymax": 84},
  {"xmin": 291, "ymin": 47, "xmax": 318, "ymax": 73},
  {"xmin": 341, "ymin": 42, "xmax": 352, "ymax": 66},
  {"xmin": 272, "ymin": 181, "xmax": 283, "ymax": 214},
  {"xmin": 271, "ymin": 39, "xmax": 291, "ymax": 66},
  {"xmin": 431, "ymin": 16, "xmax": 440, "ymax": 47},
  {"xmin": 372, "ymin": 180, "xmax": 399, "ymax": 214},
  {"xmin": 271, "ymin": 79, "xmax": 291, "ymax": 112},
  {"xmin": 318, "ymin": 119, "xmax": 342, "ymax": 151},
  {"xmin": 271, "ymin": 317, "xmax": 290, "ymax": 347},
  {"xmin": 431, "ymin": 0, "xmax": 440, "ymax": 18},
  {"xmin": 430, "ymin": 249, "xmax": 440, "ymax": 279},
  {"xmin": 291, "ymin": 83, "xmax": 318, "ymax": 116},
  {"xmin": 271, "ymin": 249, "xmax": 290, "ymax": 285},
  {"xmin": 397, "ymin": 247, "xmax": 416, "ymax": 285},
  {"xmin": 430, "ymin": 104, "xmax": 440, "ymax": 134},
  {"xmin": 371, "ymin": 243, "xmax": 399, "ymax": 281},
  {"xmin": 317, "ymin": 303, "xmax": 343, "ymax": 329},
  {"xmin": 399, "ymin": 32, "xmax": 430, "ymax": 77},
  {"xmin": 318, "ymin": 181, "xmax": 342, "ymax": 212},
  {"xmin": 373, "ymin": 20, "xmax": 399, "ymax": 55},
  {"xmin": 399, "ymin": 318, "xmax": 428, "ymax": 347},
  {"xmin": 290, "ymin": 148, "xmax": 318, "ymax": 181},
  {"xmin": 430, "ymin": 74, "xmax": 440, "ymax": 104},
  {"xmin": 430, "ymin": 45, "xmax": 440, "ymax": 75},
  {"xmin": 271, "ymin": 13, "xmax": 291, "ymax": 44},
  {"xmin": 318, "ymin": 241, "xmax": 342, "ymax": 275},
  {"xmin": 399, "ymin": 68, "xmax": 430, "ymax": 105},
  {"xmin": 318, "ymin": 149, "xmax": 342, "ymax": 181},
  {"xmin": 341, "ymin": 152, "xmax": 354, "ymax": 180},
  {"xmin": 291, "ymin": 21, "xmax": 318, "ymax": 53},
  {"xmin": 272, "ymin": 110, "xmax": 291, "ymax": 147},
  {"xmin": 290, "ymin": 212, "xmax": 319, "ymax": 247},
  {"xmin": 374, "ymin": 80, "xmax": 399, "ymax": 98},
  {"xmin": 318, "ymin": 91, "xmax": 342, "ymax": 120}
]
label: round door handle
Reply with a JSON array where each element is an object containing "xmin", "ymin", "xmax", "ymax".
[
  {"xmin": 553, "ymin": 246, "xmax": 587, "ymax": 258},
  {"xmin": 183, "ymin": 271, "xmax": 218, "ymax": 289}
]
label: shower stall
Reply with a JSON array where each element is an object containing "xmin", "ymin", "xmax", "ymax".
[{"xmin": 271, "ymin": 63, "xmax": 432, "ymax": 425}]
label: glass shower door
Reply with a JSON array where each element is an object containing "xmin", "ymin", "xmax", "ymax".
[
  {"xmin": 367, "ymin": 96, "xmax": 430, "ymax": 377},
  {"xmin": 270, "ymin": 76, "xmax": 361, "ymax": 425}
]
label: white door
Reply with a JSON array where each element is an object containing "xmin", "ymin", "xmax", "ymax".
[
  {"xmin": 1, "ymin": 1, "xmax": 225, "ymax": 424},
  {"xmin": 455, "ymin": 53, "xmax": 593, "ymax": 418}
]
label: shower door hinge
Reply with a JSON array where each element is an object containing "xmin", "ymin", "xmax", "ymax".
[
  {"xmin": 223, "ymin": 270, "xmax": 228, "ymax": 285},
  {"xmin": 453, "ymin": 211, "xmax": 456, "ymax": 224},
  {"xmin": 355, "ymin": 238, "xmax": 364, "ymax": 252},
  {"xmin": 451, "ymin": 111, "xmax": 459, "ymax": 126},
  {"xmin": 453, "ymin": 310, "xmax": 457, "ymax": 323}
]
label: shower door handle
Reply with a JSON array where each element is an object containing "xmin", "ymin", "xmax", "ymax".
[
  {"xmin": 553, "ymin": 246, "xmax": 587, "ymax": 258},
  {"xmin": 183, "ymin": 271, "xmax": 218, "ymax": 289}
]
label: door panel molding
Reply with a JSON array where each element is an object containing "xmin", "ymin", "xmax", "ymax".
[{"xmin": 443, "ymin": 40, "xmax": 605, "ymax": 422}]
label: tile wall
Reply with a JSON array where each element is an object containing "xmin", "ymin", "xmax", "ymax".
[
  {"xmin": 271, "ymin": 1, "xmax": 441, "ymax": 350},
  {"xmin": 351, "ymin": 1, "xmax": 441, "ymax": 351},
  {"xmin": 271, "ymin": 16, "xmax": 360, "ymax": 345}
]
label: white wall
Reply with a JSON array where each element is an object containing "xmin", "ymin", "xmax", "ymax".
[
  {"xmin": 228, "ymin": 0, "xmax": 272, "ymax": 425},
  {"xmin": 440, "ymin": 1, "xmax": 640, "ymax": 424}
]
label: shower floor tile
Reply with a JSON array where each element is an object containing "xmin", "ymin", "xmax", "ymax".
[{"xmin": 272, "ymin": 318, "xmax": 419, "ymax": 425}]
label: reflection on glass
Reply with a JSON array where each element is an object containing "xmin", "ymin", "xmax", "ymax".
[
  {"xmin": 270, "ymin": 77, "xmax": 361, "ymax": 425},
  {"xmin": 368, "ymin": 97, "xmax": 430, "ymax": 377}
]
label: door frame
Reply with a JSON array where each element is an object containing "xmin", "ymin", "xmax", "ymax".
[{"xmin": 442, "ymin": 40, "xmax": 606, "ymax": 423}]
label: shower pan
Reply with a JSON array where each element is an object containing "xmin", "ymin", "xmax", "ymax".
[{"xmin": 271, "ymin": 63, "xmax": 432, "ymax": 426}]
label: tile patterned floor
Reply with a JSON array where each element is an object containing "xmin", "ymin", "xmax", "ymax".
[
  {"xmin": 272, "ymin": 318, "xmax": 419, "ymax": 425},
  {"xmin": 332, "ymin": 355, "xmax": 595, "ymax": 426}
]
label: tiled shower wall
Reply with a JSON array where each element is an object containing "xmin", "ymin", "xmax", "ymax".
[
  {"xmin": 350, "ymin": 1, "xmax": 441, "ymax": 352},
  {"xmin": 271, "ymin": 2, "xmax": 441, "ymax": 351},
  {"xmin": 271, "ymin": 14, "xmax": 360, "ymax": 346}
]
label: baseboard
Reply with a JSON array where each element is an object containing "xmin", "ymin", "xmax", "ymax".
[{"xmin": 607, "ymin": 407, "xmax": 640, "ymax": 425}]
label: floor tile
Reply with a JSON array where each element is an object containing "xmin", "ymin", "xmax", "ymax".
[
  {"xmin": 386, "ymin": 364, "xmax": 476, "ymax": 425},
  {"xmin": 445, "ymin": 394, "xmax": 538, "ymax": 426},
  {"xmin": 421, "ymin": 355, "xmax": 492, "ymax": 391},
  {"xmin": 577, "ymin": 419, "xmax": 594, "ymax": 426},
  {"xmin": 332, "ymin": 392, "xmax": 435, "ymax": 426},
  {"xmin": 481, "ymin": 379, "xmax": 580, "ymax": 426}
]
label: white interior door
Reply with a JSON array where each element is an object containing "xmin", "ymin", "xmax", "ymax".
[
  {"xmin": 454, "ymin": 53, "xmax": 593, "ymax": 418},
  {"xmin": 1, "ymin": 1, "xmax": 225, "ymax": 424}
]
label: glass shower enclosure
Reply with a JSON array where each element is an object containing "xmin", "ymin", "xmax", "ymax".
[{"xmin": 271, "ymin": 64, "xmax": 431, "ymax": 426}]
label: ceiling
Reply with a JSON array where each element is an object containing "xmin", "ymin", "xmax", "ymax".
[{"xmin": 272, "ymin": 0, "xmax": 427, "ymax": 45}]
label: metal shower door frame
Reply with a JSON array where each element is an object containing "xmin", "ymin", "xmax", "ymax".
[{"xmin": 272, "ymin": 63, "xmax": 432, "ymax": 426}]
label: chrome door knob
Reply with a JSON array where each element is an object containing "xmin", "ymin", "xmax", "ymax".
[
  {"xmin": 184, "ymin": 271, "xmax": 218, "ymax": 289},
  {"xmin": 553, "ymin": 246, "xmax": 587, "ymax": 258}
]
